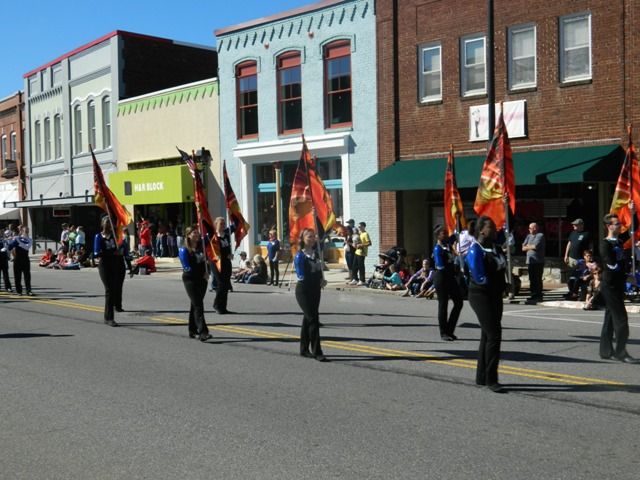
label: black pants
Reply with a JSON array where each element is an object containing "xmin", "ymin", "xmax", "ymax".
[
  {"xmin": 433, "ymin": 270, "xmax": 463, "ymax": 337},
  {"xmin": 182, "ymin": 274, "xmax": 209, "ymax": 336},
  {"xmin": 352, "ymin": 254, "xmax": 366, "ymax": 282},
  {"xmin": 599, "ymin": 282, "xmax": 630, "ymax": 359},
  {"xmin": 345, "ymin": 251, "xmax": 355, "ymax": 278},
  {"xmin": 0, "ymin": 255, "xmax": 11, "ymax": 290},
  {"xmin": 213, "ymin": 258, "xmax": 232, "ymax": 312},
  {"xmin": 269, "ymin": 259, "xmax": 279, "ymax": 285},
  {"xmin": 98, "ymin": 256, "xmax": 125, "ymax": 321},
  {"xmin": 13, "ymin": 254, "xmax": 31, "ymax": 294},
  {"xmin": 468, "ymin": 284, "xmax": 503, "ymax": 386},
  {"xmin": 295, "ymin": 281, "xmax": 323, "ymax": 356},
  {"xmin": 527, "ymin": 262, "xmax": 544, "ymax": 299}
]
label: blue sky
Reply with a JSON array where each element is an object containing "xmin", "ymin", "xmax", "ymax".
[{"xmin": 1, "ymin": 0, "xmax": 313, "ymax": 96}]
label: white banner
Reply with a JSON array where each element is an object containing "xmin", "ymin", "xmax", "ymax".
[{"xmin": 469, "ymin": 100, "xmax": 527, "ymax": 142}]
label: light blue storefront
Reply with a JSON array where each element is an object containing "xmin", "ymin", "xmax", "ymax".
[{"xmin": 215, "ymin": 0, "xmax": 378, "ymax": 265}]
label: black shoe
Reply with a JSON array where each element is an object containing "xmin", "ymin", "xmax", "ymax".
[
  {"xmin": 614, "ymin": 354, "xmax": 640, "ymax": 364},
  {"xmin": 199, "ymin": 333, "xmax": 212, "ymax": 342},
  {"xmin": 449, "ymin": 334, "xmax": 458, "ymax": 340},
  {"xmin": 488, "ymin": 383, "xmax": 506, "ymax": 393},
  {"xmin": 475, "ymin": 380, "xmax": 486, "ymax": 386},
  {"xmin": 27, "ymin": 291, "xmax": 34, "ymax": 296},
  {"xmin": 441, "ymin": 334, "xmax": 454, "ymax": 341},
  {"xmin": 189, "ymin": 332, "xmax": 197, "ymax": 339},
  {"xmin": 315, "ymin": 354, "xmax": 329, "ymax": 362},
  {"xmin": 104, "ymin": 319, "xmax": 118, "ymax": 327},
  {"xmin": 115, "ymin": 307, "xmax": 124, "ymax": 312},
  {"xmin": 600, "ymin": 354, "xmax": 613, "ymax": 360},
  {"xmin": 524, "ymin": 298, "xmax": 538, "ymax": 305},
  {"xmin": 300, "ymin": 350, "xmax": 313, "ymax": 358},
  {"xmin": 16, "ymin": 292, "xmax": 23, "ymax": 296}
]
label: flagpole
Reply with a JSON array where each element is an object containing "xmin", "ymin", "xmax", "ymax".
[
  {"xmin": 496, "ymin": 104, "xmax": 514, "ymax": 299},
  {"xmin": 629, "ymin": 124, "xmax": 636, "ymax": 278},
  {"xmin": 193, "ymin": 150, "xmax": 212, "ymax": 279},
  {"xmin": 301, "ymin": 135, "xmax": 326, "ymax": 282}
]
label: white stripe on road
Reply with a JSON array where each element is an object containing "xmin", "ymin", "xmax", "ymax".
[{"xmin": 504, "ymin": 311, "xmax": 640, "ymax": 328}]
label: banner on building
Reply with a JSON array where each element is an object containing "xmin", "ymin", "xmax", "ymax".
[{"xmin": 469, "ymin": 100, "xmax": 526, "ymax": 142}]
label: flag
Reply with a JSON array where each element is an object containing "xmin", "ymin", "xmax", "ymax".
[
  {"xmin": 301, "ymin": 136, "xmax": 336, "ymax": 236},
  {"xmin": 444, "ymin": 145, "xmax": 467, "ymax": 235},
  {"xmin": 91, "ymin": 147, "xmax": 132, "ymax": 246},
  {"xmin": 473, "ymin": 108, "xmax": 515, "ymax": 229},
  {"xmin": 610, "ymin": 126, "xmax": 640, "ymax": 233},
  {"xmin": 288, "ymin": 153, "xmax": 315, "ymax": 249},
  {"xmin": 223, "ymin": 160, "xmax": 251, "ymax": 249},
  {"xmin": 178, "ymin": 147, "xmax": 221, "ymax": 272}
]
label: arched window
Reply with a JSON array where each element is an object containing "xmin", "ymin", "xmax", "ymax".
[
  {"xmin": 54, "ymin": 115, "xmax": 62, "ymax": 159},
  {"xmin": 102, "ymin": 97, "xmax": 111, "ymax": 148},
  {"xmin": 324, "ymin": 40, "xmax": 352, "ymax": 128},
  {"xmin": 88, "ymin": 100, "xmax": 96, "ymax": 149},
  {"xmin": 44, "ymin": 117, "xmax": 51, "ymax": 160},
  {"xmin": 74, "ymin": 105, "xmax": 82, "ymax": 154},
  {"xmin": 236, "ymin": 61, "xmax": 258, "ymax": 139},
  {"xmin": 276, "ymin": 51, "xmax": 302, "ymax": 134},
  {"xmin": 34, "ymin": 121, "xmax": 42, "ymax": 163}
]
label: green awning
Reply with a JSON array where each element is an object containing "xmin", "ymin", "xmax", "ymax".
[{"xmin": 356, "ymin": 144, "xmax": 623, "ymax": 192}]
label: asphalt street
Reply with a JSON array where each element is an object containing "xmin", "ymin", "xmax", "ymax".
[{"xmin": 1, "ymin": 266, "xmax": 639, "ymax": 479}]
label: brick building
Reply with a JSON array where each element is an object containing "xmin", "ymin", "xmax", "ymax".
[
  {"xmin": 0, "ymin": 91, "xmax": 25, "ymax": 224},
  {"xmin": 361, "ymin": 0, "xmax": 639, "ymax": 260}
]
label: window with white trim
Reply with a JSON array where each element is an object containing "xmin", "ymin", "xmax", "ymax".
[
  {"xmin": 10, "ymin": 132, "xmax": 17, "ymax": 162},
  {"xmin": 54, "ymin": 115, "xmax": 62, "ymax": 159},
  {"xmin": 102, "ymin": 97, "xmax": 111, "ymax": 148},
  {"xmin": 460, "ymin": 35, "xmax": 486, "ymax": 96},
  {"xmin": 419, "ymin": 43, "xmax": 442, "ymax": 102},
  {"xmin": 74, "ymin": 105, "xmax": 82, "ymax": 154},
  {"xmin": 44, "ymin": 117, "xmax": 51, "ymax": 160},
  {"xmin": 88, "ymin": 100, "xmax": 96, "ymax": 149},
  {"xmin": 1, "ymin": 135, "xmax": 6, "ymax": 167},
  {"xmin": 508, "ymin": 24, "xmax": 536, "ymax": 89},
  {"xmin": 34, "ymin": 121, "xmax": 42, "ymax": 163},
  {"xmin": 52, "ymin": 63, "xmax": 62, "ymax": 86},
  {"xmin": 560, "ymin": 13, "xmax": 591, "ymax": 83}
]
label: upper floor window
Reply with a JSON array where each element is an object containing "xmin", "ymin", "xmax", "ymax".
[
  {"xmin": 10, "ymin": 132, "xmax": 17, "ymax": 162},
  {"xmin": 28, "ymin": 75, "xmax": 39, "ymax": 95},
  {"xmin": 52, "ymin": 63, "xmax": 62, "ymax": 86},
  {"xmin": 461, "ymin": 34, "xmax": 486, "ymax": 96},
  {"xmin": 419, "ymin": 43, "xmax": 442, "ymax": 102},
  {"xmin": 54, "ymin": 115, "xmax": 62, "ymax": 159},
  {"xmin": 1, "ymin": 135, "xmax": 6, "ymax": 167},
  {"xmin": 88, "ymin": 101, "xmax": 96, "ymax": 149},
  {"xmin": 74, "ymin": 105, "xmax": 83, "ymax": 154},
  {"xmin": 508, "ymin": 24, "xmax": 536, "ymax": 90},
  {"xmin": 560, "ymin": 13, "xmax": 591, "ymax": 83},
  {"xmin": 277, "ymin": 52, "xmax": 303, "ymax": 135},
  {"xmin": 34, "ymin": 121, "xmax": 42, "ymax": 163},
  {"xmin": 102, "ymin": 97, "xmax": 111, "ymax": 148},
  {"xmin": 324, "ymin": 40, "xmax": 352, "ymax": 128},
  {"xmin": 236, "ymin": 61, "xmax": 259, "ymax": 139},
  {"xmin": 44, "ymin": 117, "xmax": 51, "ymax": 161}
]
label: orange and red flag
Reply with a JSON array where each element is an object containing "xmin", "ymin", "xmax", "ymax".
[
  {"xmin": 288, "ymin": 152, "xmax": 315, "ymax": 250},
  {"xmin": 610, "ymin": 126, "xmax": 640, "ymax": 235},
  {"xmin": 301, "ymin": 136, "xmax": 336, "ymax": 235},
  {"xmin": 223, "ymin": 160, "xmax": 251, "ymax": 249},
  {"xmin": 178, "ymin": 148, "xmax": 221, "ymax": 272},
  {"xmin": 444, "ymin": 145, "xmax": 467, "ymax": 235},
  {"xmin": 92, "ymin": 146, "xmax": 132, "ymax": 246},
  {"xmin": 473, "ymin": 107, "xmax": 515, "ymax": 229}
]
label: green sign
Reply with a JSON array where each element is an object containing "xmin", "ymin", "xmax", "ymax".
[{"xmin": 109, "ymin": 165, "xmax": 195, "ymax": 205}]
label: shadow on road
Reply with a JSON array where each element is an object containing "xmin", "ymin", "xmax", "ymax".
[
  {"xmin": 432, "ymin": 349, "xmax": 605, "ymax": 364},
  {"xmin": 0, "ymin": 333, "xmax": 74, "ymax": 339},
  {"xmin": 504, "ymin": 383, "xmax": 640, "ymax": 393}
]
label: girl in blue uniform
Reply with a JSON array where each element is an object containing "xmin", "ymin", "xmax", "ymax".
[
  {"xmin": 432, "ymin": 225, "xmax": 463, "ymax": 341},
  {"xmin": 178, "ymin": 226, "xmax": 212, "ymax": 341},
  {"xmin": 465, "ymin": 216, "xmax": 507, "ymax": 393},
  {"xmin": 294, "ymin": 228, "xmax": 328, "ymax": 362}
]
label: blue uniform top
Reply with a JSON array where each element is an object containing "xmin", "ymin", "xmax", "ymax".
[
  {"xmin": 179, "ymin": 246, "xmax": 206, "ymax": 278},
  {"xmin": 267, "ymin": 239, "xmax": 280, "ymax": 261},
  {"xmin": 433, "ymin": 243, "xmax": 455, "ymax": 271},
  {"xmin": 294, "ymin": 249, "xmax": 323, "ymax": 283},
  {"xmin": 93, "ymin": 233, "xmax": 129, "ymax": 259},
  {"xmin": 466, "ymin": 241, "xmax": 506, "ymax": 287}
]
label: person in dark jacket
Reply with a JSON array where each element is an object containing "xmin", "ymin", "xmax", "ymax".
[
  {"xmin": 0, "ymin": 234, "xmax": 13, "ymax": 292},
  {"xmin": 178, "ymin": 225, "xmax": 211, "ymax": 341},
  {"xmin": 212, "ymin": 217, "xmax": 236, "ymax": 314},
  {"xmin": 93, "ymin": 217, "xmax": 129, "ymax": 326},
  {"xmin": 7, "ymin": 225, "xmax": 33, "ymax": 296},
  {"xmin": 465, "ymin": 216, "xmax": 507, "ymax": 393},
  {"xmin": 432, "ymin": 225, "xmax": 463, "ymax": 341},
  {"xmin": 598, "ymin": 213, "xmax": 638, "ymax": 363},
  {"xmin": 294, "ymin": 228, "xmax": 328, "ymax": 362}
]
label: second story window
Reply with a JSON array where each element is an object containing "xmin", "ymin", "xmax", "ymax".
[
  {"xmin": 74, "ymin": 105, "xmax": 83, "ymax": 155},
  {"xmin": 44, "ymin": 117, "xmax": 51, "ymax": 160},
  {"xmin": 102, "ymin": 97, "xmax": 111, "ymax": 148},
  {"xmin": 325, "ymin": 40, "xmax": 352, "ymax": 128},
  {"xmin": 10, "ymin": 132, "xmax": 17, "ymax": 162},
  {"xmin": 236, "ymin": 61, "xmax": 258, "ymax": 139},
  {"xmin": 88, "ymin": 100, "xmax": 96, "ymax": 149},
  {"xmin": 508, "ymin": 24, "xmax": 536, "ymax": 89},
  {"xmin": 277, "ymin": 52, "xmax": 302, "ymax": 134},
  {"xmin": 54, "ymin": 115, "xmax": 62, "ymax": 158},
  {"xmin": 34, "ymin": 121, "xmax": 42, "ymax": 163},
  {"xmin": 1, "ymin": 135, "xmax": 6, "ymax": 167},
  {"xmin": 419, "ymin": 43, "xmax": 442, "ymax": 102},
  {"xmin": 461, "ymin": 34, "xmax": 486, "ymax": 96},
  {"xmin": 560, "ymin": 13, "xmax": 591, "ymax": 83},
  {"xmin": 52, "ymin": 63, "xmax": 62, "ymax": 86}
]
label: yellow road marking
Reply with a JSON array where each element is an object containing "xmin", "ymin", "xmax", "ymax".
[{"xmin": 1, "ymin": 292, "xmax": 625, "ymax": 386}]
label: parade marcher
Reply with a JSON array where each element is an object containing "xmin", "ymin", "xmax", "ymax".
[
  {"xmin": 212, "ymin": 217, "xmax": 235, "ymax": 314},
  {"xmin": 598, "ymin": 214, "xmax": 638, "ymax": 363},
  {"xmin": 0, "ymin": 234, "xmax": 13, "ymax": 292},
  {"xmin": 522, "ymin": 222, "xmax": 545, "ymax": 304},
  {"xmin": 294, "ymin": 228, "xmax": 328, "ymax": 362},
  {"xmin": 93, "ymin": 216, "xmax": 129, "ymax": 326},
  {"xmin": 8, "ymin": 225, "xmax": 33, "ymax": 296},
  {"xmin": 266, "ymin": 229, "xmax": 280, "ymax": 286},
  {"xmin": 432, "ymin": 225, "xmax": 463, "ymax": 341},
  {"xmin": 466, "ymin": 216, "xmax": 507, "ymax": 393},
  {"xmin": 178, "ymin": 226, "xmax": 212, "ymax": 341}
]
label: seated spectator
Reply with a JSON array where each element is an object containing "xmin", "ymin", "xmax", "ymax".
[
  {"xmin": 384, "ymin": 264, "xmax": 404, "ymax": 291},
  {"xmin": 246, "ymin": 255, "xmax": 268, "ymax": 284},
  {"xmin": 131, "ymin": 251, "xmax": 157, "ymax": 275},
  {"xmin": 232, "ymin": 251, "xmax": 248, "ymax": 276},
  {"xmin": 402, "ymin": 258, "xmax": 435, "ymax": 298},
  {"xmin": 567, "ymin": 249, "xmax": 596, "ymax": 301},
  {"xmin": 234, "ymin": 260, "xmax": 253, "ymax": 283},
  {"xmin": 39, "ymin": 248, "xmax": 55, "ymax": 267},
  {"xmin": 61, "ymin": 253, "xmax": 81, "ymax": 270},
  {"xmin": 49, "ymin": 249, "xmax": 67, "ymax": 269},
  {"xmin": 584, "ymin": 267, "xmax": 603, "ymax": 310}
]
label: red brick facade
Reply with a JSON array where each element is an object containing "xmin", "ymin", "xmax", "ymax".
[
  {"xmin": 376, "ymin": 0, "xmax": 640, "ymax": 251},
  {"xmin": 0, "ymin": 92, "xmax": 25, "ymax": 212}
]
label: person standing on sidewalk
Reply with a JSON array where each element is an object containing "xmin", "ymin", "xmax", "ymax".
[
  {"xmin": 350, "ymin": 222, "xmax": 371, "ymax": 286},
  {"xmin": 266, "ymin": 229, "xmax": 280, "ymax": 286},
  {"xmin": 563, "ymin": 218, "xmax": 591, "ymax": 299},
  {"xmin": 93, "ymin": 217, "xmax": 127, "ymax": 327},
  {"xmin": 0, "ymin": 233, "xmax": 13, "ymax": 292},
  {"xmin": 178, "ymin": 226, "xmax": 212, "ymax": 341},
  {"xmin": 432, "ymin": 225, "xmax": 463, "ymax": 341},
  {"xmin": 294, "ymin": 228, "xmax": 328, "ymax": 362},
  {"xmin": 466, "ymin": 216, "xmax": 507, "ymax": 393},
  {"xmin": 598, "ymin": 213, "xmax": 638, "ymax": 363},
  {"xmin": 8, "ymin": 225, "xmax": 33, "ymax": 296},
  {"xmin": 522, "ymin": 222, "xmax": 545, "ymax": 304}
]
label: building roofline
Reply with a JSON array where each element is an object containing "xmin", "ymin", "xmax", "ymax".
[
  {"xmin": 0, "ymin": 91, "xmax": 23, "ymax": 105},
  {"xmin": 117, "ymin": 77, "xmax": 218, "ymax": 105},
  {"xmin": 214, "ymin": 0, "xmax": 346, "ymax": 37},
  {"xmin": 23, "ymin": 30, "xmax": 214, "ymax": 79}
]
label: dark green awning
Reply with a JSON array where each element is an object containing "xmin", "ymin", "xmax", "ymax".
[{"xmin": 356, "ymin": 144, "xmax": 623, "ymax": 192}]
